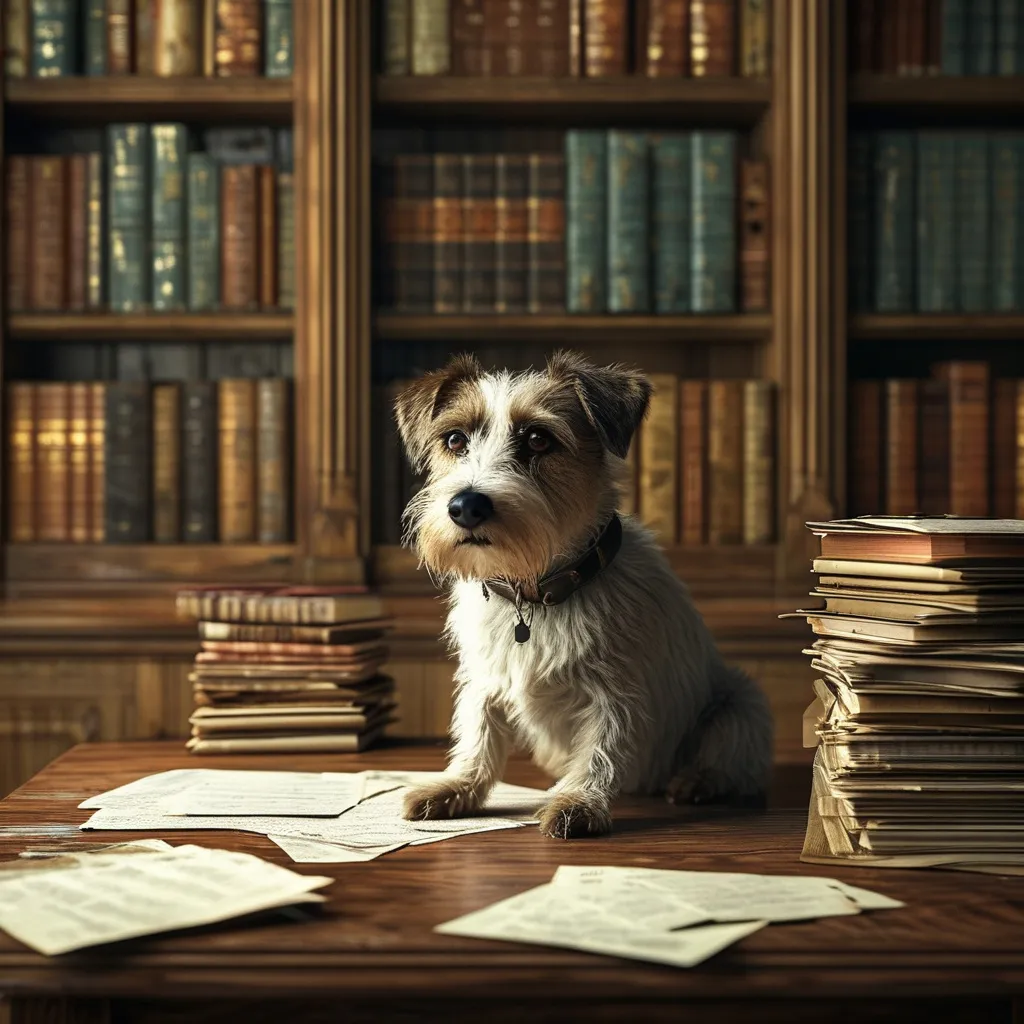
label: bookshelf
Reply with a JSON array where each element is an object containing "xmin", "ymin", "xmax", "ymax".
[{"xmin": 9, "ymin": 312, "xmax": 295, "ymax": 341}]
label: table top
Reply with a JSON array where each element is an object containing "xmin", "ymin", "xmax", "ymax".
[{"xmin": 0, "ymin": 740, "xmax": 1022, "ymax": 1004}]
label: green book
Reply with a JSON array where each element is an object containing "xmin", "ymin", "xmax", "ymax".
[
  {"xmin": 967, "ymin": 0, "xmax": 996, "ymax": 74},
  {"xmin": 872, "ymin": 132, "xmax": 914, "ymax": 312},
  {"xmin": 107, "ymin": 124, "xmax": 150, "ymax": 312},
  {"xmin": 30, "ymin": 0, "xmax": 76, "ymax": 77},
  {"xmin": 187, "ymin": 153, "xmax": 220, "ymax": 311},
  {"xmin": 847, "ymin": 133, "xmax": 872, "ymax": 313},
  {"xmin": 955, "ymin": 133, "xmax": 991, "ymax": 312},
  {"xmin": 942, "ymin": 0, "xmax": 966, "ymax": 73},
  {"xmin": 992, "ymin": 134, "xmax": 1022, "ymax": 310},
  {"xmin": 265, "ymin": 0, "xmax": 293, "ymax": 77},
  {"xmin": 566, "ymin": 130, "xmax": 608, "ymax": 313},
  {"xmin": 607, "ymin": 131, "xmax": 650, "ymax": 313},
  {"xmin": 84, "ymin": 0, "xmax": 107, "ymax": 75},
  {"xmin": 151, "ymin": 124, "xmax": 187, "ymax": 312},
  {"xmin": 652, "ymin": 133, "xmax": 692, "ymax": 313},
  {"xmin": 996, "ymin": 0, "xmax": 1021, "ymax": 73},
  {"xmin": 916, "ymin": 132, "xmax": 957, "ymax": 312},
  {"xmin": 691, "ymin": 131, "xmax": 737, "ymax": 312}
]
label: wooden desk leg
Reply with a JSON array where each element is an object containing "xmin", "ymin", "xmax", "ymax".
[{"xmin": 5, "ymin": 998, "xmax": 110, "ymax": 1024}]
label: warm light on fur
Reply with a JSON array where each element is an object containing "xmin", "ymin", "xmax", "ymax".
[{"xmin": 394, "ymin": 351, "xmax": 774, "ymax": 839}]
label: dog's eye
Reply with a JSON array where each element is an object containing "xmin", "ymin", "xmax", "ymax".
[
  {"xmin": 445, "ymin": 431, "xmax": 468, "ymax": 454},
  {"xmin": 525, "ymin": 428, "xmax": 552, "ymax": 454}
]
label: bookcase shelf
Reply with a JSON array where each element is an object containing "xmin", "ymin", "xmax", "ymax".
[
  {"xmin": 8, "ymin": 312, "xmax": 295, "ymax": 342},
  {"xmin": 4, "ymin": 77, "xmax": 294, "ymax": 123},
  {"xmin": 374, "ymin": 76, "xmax": 771, "ymax": 125},
  {"xmin": 374, "ymin": 313, "xmax": 772, "ymax": 344},
  {"xmin": 848, "ymin": 74, "xmax": 1024, "ymax": 115},
  {"xmin": 849, "ymin": 314, "xmax": 1024, "ymax": 342}
]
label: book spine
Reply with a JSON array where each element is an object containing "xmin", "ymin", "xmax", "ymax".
[
  {"xmin": 884, "ymin": 379, "xmax": 918, "ymax": 515},
  {"xmin": 566, "ymin": 130, "xmax": 608, "ymax": 312},
  {"xmin": 85, "ymin": 0, "xmax": 108, "ymax": 74},
  {"xmin": 68, "ymin": 383, "xmax": 91, "ymax": 544},
  {"xmin": 918, "ymin": 377, "xmax": 950, "ymax": 513},
  {"xmin": 849, "ymin": 0, "xmax": 877, "ymax": 73},
  {"xmin": 569, "ymin": 0, "xmax": 583, "ymax": 74},
  {"xmin": 966, "ymin": 0, "xmax": 995, "ymax": 73},
  {"xmin": 432, "ymin": 153, "xmax": 463, "ymax": 313},
  {"xmin": 105, "ymin": 382, "xmax": 152, "ymax": 543},
  {"xmin": 107, "ymin": 0, "xmax": 134, "ymax": 73},
  {"xmin": 909, "ymin": 0, "xmax": 927, "ymax": 72},
  {"xmin": 925, "ymin": 0, "xmax": 942, "ymax": 73},
  {"xmin": 607, "ymin": 131, "xmax": 650, "ymax": 313},
  {"xmin": 847, "ymin": 133, "xmax": 872, "ymax": 312},
  {"xmin": 89, "ymin": 382, "xmax": 105, "ymax": 542},
  {"xmin": 652, "ymin": 133, "xmax": 691, "ymax": 313},
  {"xmin": 5, "ymin": 0, "xmax": 30, "ymax": 77},
  {"xmin": 151, "ymin": 123, "xmax": 187, "ymax": 312},
  {"xmin": 218, "ymin": 379, "xmax": 258, "ymax": 543},
  {"xmin": 941, "ymin": 0, "xmax": 965, "ymax": 72},
  {"xmin": 202, "ymin": 0, "xmax": 215, "ymax": 74},
  {"xmin": 740, "ymin": 159, "xmax": 770, "ymax": 311},
  {"xmin": 646, "ymin": 0, "xmax": 688, "ymax": 76},
  {"xmin": 35, "ymin": 383, "xmax": 71, "ymax": 542},
  {"xmin": 29, "ymin": 156, "xmax": 68, "ymax": 311},
  {"xmin": 992, "ymin": 134, "xmax": 1021, "ymax": 311},
  {"xmin": 691, "ymin": 131, "xmax": 737, "ymax": 312},
  {"xmin": 536, "ymin": 0, "xmax": 571, "ymax": 75},
  {"xmin": 277, "ymin": 170, "xmax": 296, "ymax": 310},
  {"xmin": 691, "ymin": 0, "xmax": 736, "ymax": 76},
  {"xmin": 585, "ymin": 0, "xmax": 628, "ymax": 75},
  {"xmin": 955, "ymin": 133, "xmax": 991, "ymax": 313},
  {"xmin": 8, "ymin": 384, "xmax": 36, "ymax": 543},
  {"xmin": 31, "ymin": 0, "xmax": 77, "ymax": 76},
  {"xmin": 388, "ymin": 155, "xmax": 434, "ymax": 312},
  {"xmin": 452, "ymin": 0, "xmax": 487, "ymax": 75},
  {"xmin": 221, "ymin": 164, "xmax": 259, "ymax": 310},
  {"xmin": 873, "ymin": 131, "xmax": 914, "ymax": 312},
  {"xmin": 848, "ymin": 379, "xmax": 883, "ymax": 516},
  {"xmin": 996, "ymin": 0, "xmax": 1019, "ymax": 72},
  {"xmin": 941, "ymin": 361, "xmax": 990, "ymax": 517},
  {"xmin": 215, "ymin": 0, "xmax": 261, "ymax": 75},
  {"xmin": 707, "ymin": 379, "xmax": 744, "ymax": 544},
  {"xmin": 895, "ymin": 0, "xmax": 912, "ymax": 74},
  {"xmin": 495, "ymin": 154, "xmax": 530, "ymax": 313},
  {"xmin": 411, "ymin": 0, "xmax": 451, "ymax": 74},
  {"xmin": 259, "ymin": 166, "xmax": 278, "ymax": 308},
  {"xmin": 108, "ymin": 124, "xmax": 150, "ymax": 312},
  {"xmin": 741, "ymin": 379, "xmax": 773, "ymax": 545},
  {"xmin": 527, "ymin": 153, "xmax": 567, "ymax": 312},
  {"xmin": 135, "ymin": 0, "xmax": 156, "ymax": 74},
  {"xmin": 187, "ymin": 152, "xmax": 220, "ymax": 311},
  {"xmin": 740, "ymin": 0, "xmax": 769, "ymax": 75},
  {"xmin": 86, "ymin": 153, "xmax": 105, "ymax": 309},
  {"xmin": 461, "ymin": 154, "xmax": 497, "ymax": 312},
  {"xmin": 264, "ymin": 0, "xmax": 293, "ymax": 77},
  {"xmin": 878, "ymin": 0, "xmax": 899, "ymax": 72},
  {"xmin": 1017, "ymin": 380, "xmax": 1024, "ymax": 519},
  {"xmin": 680, "ymin": 378, "xmax": 708, "ymax": 545},
  {"xmin": 152, "ymin": 383, "xmax": 182, "ymax": 543},
  {"xmin": 257, "ymin": 378, "xmax": 290, "ymax": 543},
  {"xmin": 155, "ymin": 0, "xmax": 200, "ymax": 75},
  {"xmin": 915, "ymin": 131, "xmax": 956, "ymax": 312},
  {"xmin": 6, "ymin": 157, "xmax": 30, "ymax": 313},
  {"xmin": 638, "ymin": 373, "xmax": 679, "ymax": 545},
  {"xmin": 992, "ymin": 377, "xmax": 1018, "ymax": 518},
  {"xmin": 384, "ymin": 0, "xmax": 411, "ymax": 74},
  {"xmin": 182, "ymin": 381, "xmax": 218, "ymax": 542}
]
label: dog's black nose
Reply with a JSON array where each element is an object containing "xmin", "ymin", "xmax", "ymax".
[{"xmin": 448, "ymin": 491, "xmax": 494, "ymax": 529}]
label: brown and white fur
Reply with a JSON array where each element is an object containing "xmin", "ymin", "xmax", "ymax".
[{"xmin": 395, "ymin": 351, "xmax": 773, "ymax": 839}]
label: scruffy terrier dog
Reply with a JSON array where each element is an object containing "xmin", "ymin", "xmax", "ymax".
[{"xmin": 395, "ymin": 351, "xmax": 773, "ymax": 839}]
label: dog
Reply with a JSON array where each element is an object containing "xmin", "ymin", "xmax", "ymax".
[{"xmin": 394, "ymin": 350, "xmax": 773, "ymax": 839}]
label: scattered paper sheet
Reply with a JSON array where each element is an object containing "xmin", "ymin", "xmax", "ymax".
[{"xmin": 160, "ymin": 772, "xmax": 363, "ymax": 818}]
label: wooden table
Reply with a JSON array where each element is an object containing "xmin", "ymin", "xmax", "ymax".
[{"xmin": 0, "ymin": 742, "xmax": 1021, "ymax": 1024}]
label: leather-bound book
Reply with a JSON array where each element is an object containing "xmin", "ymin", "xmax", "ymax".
[
  {"xmin": 432, "ymin": 154, "xmax": 464, "ymax": 313},
  {"xmin": 105, "ymin": 382, "xmax": 152, "ymax": 543},
  {"xmin": 259, "ymin": 166, "xmax": 278, "ymax": 308},
  {"xmin": 215, "ymin": 0, "xmax": 261, "ymax": 75},
  {"xmin": 848, "ymin": 379, "xmax": 883, "ymax": 516},
  {"xmin": 264, "ymin": 0, "xmax": 293, "ymax": 77},
  {"xmin": 895, "ymin": 0, "xmax": 912, "ymax": 74},
  {"xmin": 495, "ymin": 154, "xmax": 529, "ymax": 313},
  {"xmin": 411, "ymin": 0, "xmax": 451, "ymax": 74},
  {"xmin": 89, "ymin": 382, "xmax": 106, "ymax": 542},
  {"xmin": 218, "ymin": 379, "xmax": 258, "ymax": 543},
  {"xmin": 221, "ymin": 164, "xmax": 259, "ymax": 310},
  {"xmin": 918, "ymin": 377, "xmax": 950, "ymax": 513},
  {"xmin": 569, "ymin": 0, "xmax": 583, "ymax": 74},
  {"xmin": 936, "ymin": 361, "xmax": 990, "ymax": 517},
  {"xmin": 183, "ymin": 381, "xmax": 218, "ymax": 543},
  {"xmin": 707, "ymin": 379, "xmax": 743, "ymax": 544},
  {"xmin": 6, "ymin": 156, "xmax": 30, "ymax": 312},
  {"xmin": 652, "ymin": 133, "xmax": 691, "ymax": 312},
  {"xmin": 527, "ymin": 153, "xmax": 566, "ymax": 312},
  {"xmin": 1016, "ymin": 382, "xmax": 1024, "ymax": 519},
  {"xmin": 31, "ymin": 0, "xmax": 77, "ymax": 76},
  {"xmin": 461, "ymin": 155, "xmax": 497, "ymax": 312},
  {"xmin": 8, "ymin": 384, "xmax": 36, "ymax": 543},
  {"xmin": 5, "ymin": 0, "xmax": 30, "ymax": 77},
  {"xmin": 645, "ymin": 0, "xmax": 688, "ymax": 76},
  {"xmin": 907, "ymin": 0, "xmax": 926, "ymax": 74},
  {"xmin": 535, "ymin": 0, "xmax": 571, "ymax": 75},
  {"xmin": 925, "ymin": 0, "xmax": 942, "ymax": 73},
  {"xmin": 108, "ymin": 0, "xmax": 134, "ymax": 72},
  {"xmin": 740, "ymin": 0, "xmax": 769, "ymax": 75},
  {"xmin": 29, "ymin": 156, "xmax": 68, "ymax": 311},
  {"xmin": 585, "ymin": 0, "xmax": 628, "ymax": 75},
  {"xmin": 680, "ymin": 378, "xmax": 708, "ymax": 546},
  {"xmin": 68, "ymin": 382, "xmax": 91, "ymax": 543},
  {"xmin": 690, "ymin": 0, "xmax": 736, "ymax": 76},
  {"xmin": 66, "ymin": 155, "xmax": 88, "ymax": 311},
  {"xmin": 155, "ymin": 0, "xmax": 200, "ymax": 75},
  {"xmin": 566, "ymin": 130, "xmax": 607, "ymax": 312},
  {"xmin": 386, "ymin": 154, "xmax": 434, "ymax": 312},
  {"xmin": 86, "ymin": 153, "xmax": 104, "ymax": 309},
  {"xmin": 850, "ymin": 0, "xmax": 878, "ymax": 73},
  {"xmin": 991, "ymin": 378, "xmax": 1017, "ymax": 520},
  {"xmin": 884, "ymin": 379, "xmax": 919, "ymax": 516},
  {"xmin": 277, "ymin": 168, "xmax": 295, "ymax": 310},
  {"xmin": 135, "ymin": 0, "xmax": 156, "ymax": 73},
  {"xmin": 608, "ymin": 131, "xmax": 650, "ymax": 312},
  {"xmin": 153, "ymin": 383, "xmax": 182, "ymax": 543},
  {"xmin": 452, "ymin": 0, "xmax": 487, "ymax": 74},
  {"xmin": 107, "ymin": 124, "xmax": 150, "ymax": 312},
  {"xmin": 383, "ymin": 0, "xmax": 410, "ymax": 74},
  {"xmin": 151, "ymin": 123, "xmax": 188, "ymax": 311},
  {"xmin": 257, "ymin": 378, "xmax": 291, "ymax": 543},
  {"xmin": 35, "ymin": 383, "xmax": 71, "ymax": 543},
  {"xmin": 739, "ymin": 159, "xmax": 770, "ymax": 311},
  {"xmin": 639, "ymin": 373, "xmax": 679, "ymax": 545},
  {"xmin": 691, "ymin": 132, "xmax": 737, "ymax": 312},
  {"xmin": 188, "ymin": 153, "xmax": 220, "ymax": 310},
  {"xmin": 742, "ymin": 379, "xmax": 774, "ymax": 544}
]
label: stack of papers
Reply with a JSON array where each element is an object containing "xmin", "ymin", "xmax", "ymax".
[
  {"xmin": 786, "ymin": 517, "xmax": 1024, "ymax": 873},
  {"xmin": 437, "ymin": 865, "xmax": 902, "ymax": 968},
  {"xmin": 79, "ymin": 768, "xmax": 550, "ymax": 863},
  {"xmin": 0, "ymin": 840, "xmax": 332, "ymax": 956}
]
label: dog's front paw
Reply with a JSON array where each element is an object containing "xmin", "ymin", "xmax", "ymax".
[
  {"xmin": 402, "ymin": 778, "xmax": 482, "ymax": 821},
  {"xmin": 538, "ymin": 794, "xmax": 612, "ymax": 839}
]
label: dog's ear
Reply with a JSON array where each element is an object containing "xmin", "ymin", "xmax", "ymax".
[
  {"xmin": 548, "ymin": 350, "xmax": 651, "ymax": 459},
  {"xmin": 394, "ymin": 353, "xmax": 483, "ymax": 471}
]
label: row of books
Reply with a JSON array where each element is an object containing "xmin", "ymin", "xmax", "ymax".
[
  {"xmin": 848, "ymin": 0, "xmax": 1024, "ymax": 76},
  {"xmin": 384, "ymin": 0, "xmax": 769, "ymax": 78},
  {"xmin": 5, "ymin": 0, "xmax": 292, "ymax": 78},
  {"xmin": 849, "ymin": 131, "xmax": 1024, "ymax": 314},
  {"xmin": 6, "ymin": 125, "xmax": 295, "ymax": 313},
  {"xmin": 6, "ymin": 378, "xmax": 292, "ymax": 546},
  {"xmin": 383, "ymin": 131, "xmax": 767, "ymax": 315},
  {"xmin": 373, "ymin": 373, "xmax": 776, "ymax": 547},
  {"xmin": 849, "ymin": 361, "xmax": 1023, "ymax": 522}
]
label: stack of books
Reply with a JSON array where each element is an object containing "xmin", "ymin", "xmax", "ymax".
[
  {"xmin": 177, "ymin": 586, "xmax": 396, "ymax": 754},
  {"xmin": 790, "ymin": 517, "xmax": 1024, "ymax": 873}
]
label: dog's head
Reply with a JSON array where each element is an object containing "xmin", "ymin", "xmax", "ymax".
[{"xmin": 394, "ymin": 350, "xmax": 651, "ymax": 584}]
